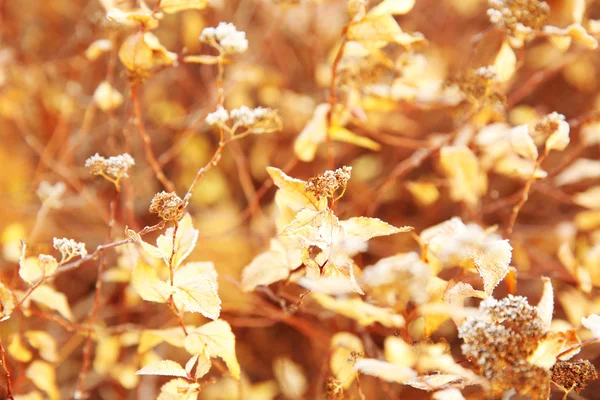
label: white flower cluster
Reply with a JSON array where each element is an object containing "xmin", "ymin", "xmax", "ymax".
[
  {"xmin": 205, "ymin": 106, "xmax": 229, "ymax": 126},
  {"xmin": 205, "ymin": 105, "xmax": 282, "ymax": 134},
  {"xmin": 85, "ymin": 153, "xmax": 135, "ymax": 180},
  {"xmin": 53, "ymin": 237, "xmax": 87, "ymax": 262},
  {"xmin": 200, "ymin": 22, "xmax": 248, "ymax": 55}
]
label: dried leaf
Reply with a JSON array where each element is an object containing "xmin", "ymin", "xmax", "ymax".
[
  {"xmin": 494, "ymin": 40, "xmax": 517, "ymax": 82},
  {"xmin": 93, "ymin": 81, "xmax": 124, "ymax": 112},
  {"xmin": 555, "ymin": 159, "xmax": 600, "ymax": 186},
  {"xmin": 28, "ymin": 285, "xmax": 74, "ymax": 321},
  {"xmin": 439, "ymin": 146, "xmax": 487, "ymax": 206},
  {"xmin": 158, "ymin": 378, "xmax": 200, "ymax": 400},
  {"xmin": 330, "ymin": 333, "xmax": 364, "ymax": 389},
  {"xmin": 273, "ymin": 357, "xmax": 307, "ymax": 400},
  {"xmin": 369, "ymin": 0, "xmax": 415, "ymax": 16},
  {"xmin": 312, "ymin": 293, "xmax": 405, "ymax": 327},
  {"xmin": 136, "ymin": 359, "xmax": 189, "ymax": 378},
  {"xmin": 8, "ymin": 334, "xmax": 33, "ymax": 362},
  {"xmin": 329, "ymin": 125, "xmax": 381, "ymax": 152},
  {"xmin": 573, "ymin": 186, "xmax": 600, "ymax": 209},
  {"xmin": 536, "ymin": 277, "xmax": 554, "ymax": 332},
  {"xmin": 160, "ymin": 0, "xmax": 207, "ymax": 13},
  {"xmin": 24, "ymin": 331, "xmax": 58, "ymax": 362},
  {"xmin": 509, "ymin": 125, "xmax": 538, "ymax": 160},
  {"xmin": 354, "ymin": 359, "xmax": 418, "ymax": 383},
  {"xmin": 183, "ymin": 320, "xmax": 240, "ymax": 379},
  {"xmin": 26, "ymin": 361, "xmax": 59, "ymax": 400}
]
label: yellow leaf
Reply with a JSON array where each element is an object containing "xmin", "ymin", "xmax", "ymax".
[
  {"xmin": 536, "ymin": 277, "xmax": 554, "ymax": 332},
  {"xmin": 8, "ymin": 334, "xmax": 33, "ymax": 363},
  {"xmin": 439, "ymin": 146, "xmax": 487, "ymax": 206},
  {"xmin": 555, "ymin": 159, "xmax": 600, "ymax": 186},
  {"xmin": 573, "ymin": 186, "xmax": 600, "ymax": 209},
  {"xmin": 138, "ymin": 327, "xmax": 186, "ymax": 353},
  {"xmin": 26, "ymin": 361, "xmax": 59, "ymax": 400},
  {"xmin": 266, "ymin": 167, "xmax": 327, "ymax": 212},
  {"xmin": 172, "ymin": 274, "xmax": 221, "ymax": 320},
  {"xmin": 93, "ymin": 336, "xmax": 120, "ymax": 374},
  {"xmin": 544, "ymin": 24, "xmax": 598, "ymax": 49},
  {"xmin": 132, "ymin": 262, "xmax": 171, "ymax": 303},
  {"xmin": 183, "ymin": 320, "xmax": 240, "ymax": 379},
  {"xmin": 384, "ymin": 337, "xmax": 416, "ymax": 367},
  {"xmin": 241, "ymin": 239, "xmax": 303, "ymax": 292},
  {"xmin": 312, "ymin": 293, "xmax": 405, "ymax": 327},
  {"xmin": 109, "ymin": 363, "xmax": 140, "ymax": 389},
  {"xmin": 160, "ymin": 0, "xmax": 207, "ymax": 13},
  {"xmin": 509, "ymin": 125, "xmax": 538, "ymax": 160},
  {"xmin": 158, "ymin": 378, "xmax": 200, "ymax": 400},
  {"xmin": 85, "ymin": 39, "xmax": 113, "ymax": 61},
  {"xmin": 28, "ymin": 285, "xmax": 74, "ymax": 321},
  {"xmin": 107, "ymin": 7, "xmax": 159, "ymax": 29},
  {"xmin": 24, "ymin": 331, "xmax": 58, "ymax": 363},
  {"xmin": 528, "ymin": 331, "xmax": 580, "ymax": 368},
  {"xmin": 136, "ymin": 359, "xmax": 189, "ymax": 378},
  {"xmin": 293, "ymin": 103, "xmax": 329, "ymax": 162},
  {"xmin": 118, "ymin": 32, "xmax": 177, "ymax": 74},
  {"xmin": 406, "ymin": 181, "xmax": 440, "ymax": 207},
  {"xmin": 0, "ymin": 282, "xmax": 14, "ymax": 321},
  {"xmin": 19, "ymin": 244, "xmax": 58, "ymax": 285},
  {"xmin": 273, "ymin": 357, "xmax": 307, "ymax": 400},
  {"xmin": 493, "ymin": 40, "xmax": 517, "ymax": 82},
  {"xmin": 155, "ymin": 214, "xmax": 199, "ymax": 269},
  {"xmin": 330, "ymin": 333, "xmax": 364, "ymax": 389},
  {"xmin": 421, "ymin": 218, "xmax": 512, "ymax": 295},
  {"xmin": 329, "ymin": 125, "xmax": 381, "ymax": 151},
  {"xmin": 369, "ymin": 0, "xmax": 415, "ymax": 16},
  {"xmin": 354, "ymin": 358, "xmax": 417, "ymax": 383},
  {"xmin": 341, "ymin": 216, "xmax": 412, "ymax": 242},
  {"xmin": 93, "ymin": 81, "xmax": 123, "ymax": 112},
  {"xmin": 544, "ymin": 117, "xmax": 571, "ymax": 152},
  {"xmin": 13, "ymin": 392, "xmax": 44, "ymax": 400}
]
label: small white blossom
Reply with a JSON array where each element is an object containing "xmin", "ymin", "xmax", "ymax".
[
  {"xmin": 200, "ymin": 22, "xmax": 248, "ymax": 54},
  {"xmin": 85, "ymin": 153, "xmax": 135, "ymax": 181},
  {"xmin": 230, "ymin": 105, "xmax": 256, "ymax": 125},
  {"xmin": 205, "ymin": 106, "xmax": 230, "ymax": 126},
  {"xmin": 53, "ymin": 238, "xmax": 87, "ymax": 262}
]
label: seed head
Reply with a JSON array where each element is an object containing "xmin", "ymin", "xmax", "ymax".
[
  {"xmin": 85, "ymin": 153, "xmax": 135, "ymax": 186},
  {"xmin": 53, "ymin": 238, "xmax": 87, "ymax": 262},
  {"xmin": 200, "ymin": 22, "xmax": 248, "ymax": 55},
  {"xmin": 551, "ymin": 360, "xmax": 598, "ymax": 393},
  {"xmin": 305, "ymin": 166, "xmax": 352, "ymax": 200},
  {"xmin": 150, "ymin": 191, "xmax": 184, "ymax": 221}
]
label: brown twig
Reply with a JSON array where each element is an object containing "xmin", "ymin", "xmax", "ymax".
[
  {"xmin": 130, "ymin": 84, "xmax": 175, "ymax": 192},
  {"xmin": 326, "ymin": 26, "xmax": 349, "ymax": 170},
  {"xmin": 75, "ymin": 186, "xmax": 120, "ymax": 397},
  {"xmin": 505, "ymin": 153, "xmax": 547, "ymax": 237},
  {"xmin": 0, "ymin": 338, "xmax": 14, "ymax": 400}
]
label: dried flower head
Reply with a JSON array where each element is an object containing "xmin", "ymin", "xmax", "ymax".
[
  {"xmin": 459, "ymin": 295, "xmax": 547, "ymax": 398},
  {"xmin": 36, "ymin": 181, "xmax": 67, "ymax": 209},
  {"xmin": 305, "ymin": 166, "xmax": 352, "ymax": 200},
  {"xmin": 149, "ymin": 191, "xmax": 184, "ymax": 221},
  {"xmin": 200, "ymin": 22, "xmax": 248, "ymax": 55},
  {"xmin": 487, "ymin": 0, "xmax": 550, "ymax": 36},
  {"xmin": 205, "ymin": 106, "xmax": 229, "ymax": 126},
  {"xmin": 85, "ymin": 153, "xmax": 135, "ymax": 187},
  {"xmin": 534, "ymin": 112, "xmax": 570, "ymax": 152},
  {"xmin": 453, "ymin": 66, "xmax": 503, "ymax": 107},
  {"xmin": 53, "ymin": 238, "xmax": 87, "ymax": 262},
  {"xmin": 551, "ymin": 359, "xmax": 598, "ymax": 393},
  {"xmin": 326, "ymin": 377, "xmax": 344, "ymax": 399}
]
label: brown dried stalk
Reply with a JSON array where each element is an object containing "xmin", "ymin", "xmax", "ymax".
[
  {"xmin": 326, "ymin": 26, "xmax": 349, "ymax": 170},
  {"xmin": 0, "ymin": 337, "xmax": 14, "ymax": 400},
  {"xmin": 130, "ymin": 84, "xmax": 176, "ymax": 192},
  {"xmin": 74, "ymin": 186, "xmax": 120, "ymax": 397}
]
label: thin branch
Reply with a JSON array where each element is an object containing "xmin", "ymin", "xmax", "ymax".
[
  {"xmin": 131, "ymin": 84, "xmax": 175, "ymax": 192},
  {"xmin": 0, "ymin": 338, "xmax": 14, "ymax": 400},
  {"xmin": 326, "ymin": 27, "xmax": 349, "ymax": 170}
]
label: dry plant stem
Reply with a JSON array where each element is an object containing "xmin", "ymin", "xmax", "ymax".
[
  {"xmin": 131, "ymin": 84, "xmax": 175, "ymax": 192},
  {"xmin": 0, "ymin": 338, "xmax": 14, "ymax": 400},
  {"xmin": 75, "ymin": 187, "xmax": 119, "ymax": 397},
  {"xmin": 326, "ymin": 27, "xmax": 349, "ymax": 170},
  {"xmin": 505, "ymin": 153, "xmax": 547, "ymax": 237}
]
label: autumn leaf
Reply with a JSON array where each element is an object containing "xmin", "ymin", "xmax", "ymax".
[
  {"xmin": 330, "ymin": 333, "xmax": 364, "ymax": 389},
  {"xmin": 312, "ymin": 293, "xmax": 405, "ymax": 327},
  {"xmin": 273, "ymin": 357, "xmax": 307, "ymax": 400},
  {"xmin": 183, "ymin": 320, "xmax": 240, "ymax": 379},
  {"xmin": 26, "ymin": 361, "xmax": 59, "ymax": 400},
  {"xmin": 136, "ymin": 359, "xmax": 189, "ymax": 378},
  {"xmin": 439, "ymin": 146, "xmax": 487, "ymax": 206},
  {"xmin": 27, "ymin": 284, "xmax": 75, "ymax": 321}
]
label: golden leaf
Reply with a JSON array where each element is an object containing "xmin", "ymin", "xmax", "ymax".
[
  {"xmin": 132, "ymin": 262, "xmax": 172, "ymax": 303},
  {"xmin": 573, "ymin": 186, "xmax": 600, "ymax": 209},
  {"xmin": 109, "ymin": 363, "xmax": 140, "ymax": 389},
  {"xmin": 0, "ymin": 282, "xmax": 14, "ymax": 321},
  {"xmin": 369, "ymin": 0, "xmax": 415, "ymax": 16},
  {"xmin": 330, "ymin": 333, "xmax": 364, "ymax": 389},
  {"xmin": 329, "ymin": 125, "xmax": 381, "ymax": 151},
  {"xmin": 554, "ymin": 159, "xmax": 600, "ymax": 186},
  {"xmin": 28, "ymin": 285, "xmax": 74, "ymax": 321},
  {"xmin": 8, "ymin": 334, "xmax": 33, "ymax": 363},
  {"xmin": 354, "ymin": 359, "xmax": 417, "ymax": 383},
  {"xmin": 118, "ymin": 32, "xmax": 177, "ymax": 74},
  {"xmin": 26, "ymin": 361, "xmax": 59, "ymax": 400},
  {"xmin": 160, "ymin": 0, "xmax": 207, "ymax": 13},
  {"xmin": 138, "ymin": 327, "xmax": 186, "ymax": 353},
  {"xmin": 172, "ymin": 273, "xmax": 221, "ymax": 320},
  {"xmin": 19, "ymin": 244, "xmax": 58, "ymax": 285},
  {"xmin": 158, "ymin": 378, "xmax": 200, "ymax": 400},
  {"xmin": 509, "ymin": 125, "xmax": 538, "ymax": 160},
  {"xmin": 273, "ymin": 357, "xmax": 307, "ymax": 400},
  {"xmin": 312, "ymin": 293, "xmax": 405, "ymax": 327},
  {"xmin": 93, "ymin": 336, "xmax": 120, "ymax": 374},
  {"xmin": 439, "ymin": 146, "xmax": 487, "ymax": 206},
  {"xmin": 183, "ymin": 320, "xmax": 240, "ymax": 379},
  {"xmin": 406, "ymin": 181, "xmax": 440, "ymax": 207},
  {"xmin": 85, "ymin": 39, "xmax": 113, "ymax": 61},
  {"xmin": 136, "ymin": 359, "xmax": 189, "ymax": 378},
  {"xmin": 24, "ymin": 331, "xmax": 58, "ymax": 363},
  {"xmin": 493, "ymin": 40, "xmax": 517, "ymax": 83},
  {"xmin": 266, "ymin": 167, "xmax": 327, "ymax": 213},
  {"xmin": 93, "ymin": 81, "xmax": 124, "ymax": 112}
]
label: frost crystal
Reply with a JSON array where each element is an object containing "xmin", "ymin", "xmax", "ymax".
[
  {"xmin": 53, "ymin": 238, "xmax": 87, "ymax": 262},
  {"xmin": 206, "ymin": 106, "xmax": 229, "ymax": 126},
  {"xmin": 85, "ymin": 153, "xmax": 135, "ymax": 182}
]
